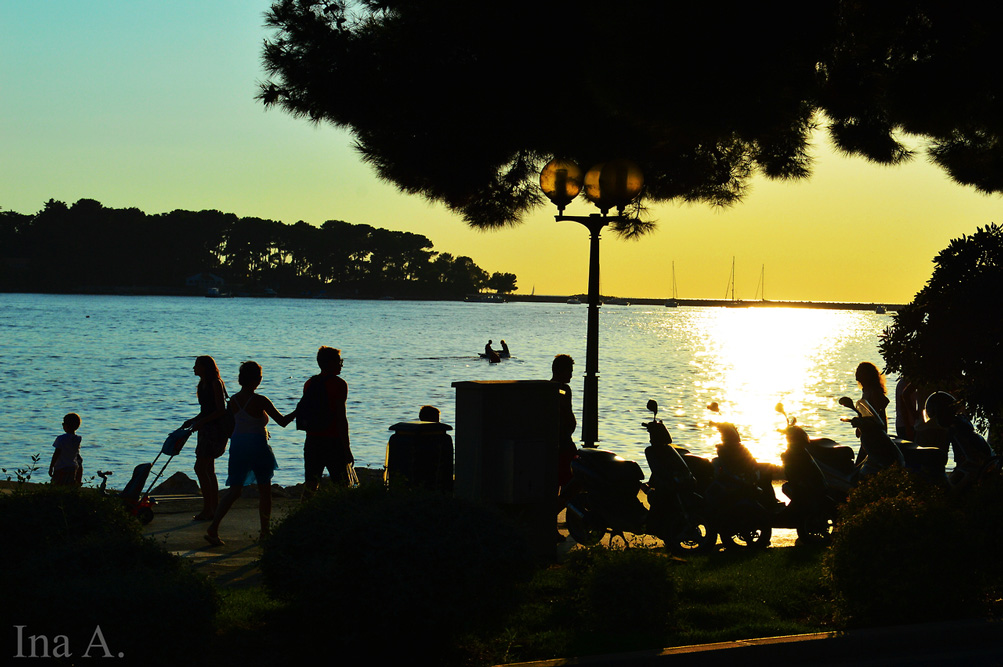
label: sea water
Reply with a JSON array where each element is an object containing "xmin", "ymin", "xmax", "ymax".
[{"xmin": 0, "ymin": 293, "xmax": 896, "ymax": 488}]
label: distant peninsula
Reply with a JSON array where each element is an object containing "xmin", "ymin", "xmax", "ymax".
[{"xmin": 0, "ymin": 198, "xmax": 517, "ymax": 299}]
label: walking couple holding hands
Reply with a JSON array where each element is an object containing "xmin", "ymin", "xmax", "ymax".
[{"xmin": 183, "ymin": 346, "xmax": 353, "ymax": 546}]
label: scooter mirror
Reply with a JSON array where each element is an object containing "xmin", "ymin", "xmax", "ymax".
[
  {"xmin": 838, "ymin": 396, "xmax": 856, "ymax": 411},
  {"xmin": 646, "ymin": 399, "xmax": 658, "ymax": 416},
  {"xmin": 707, "ymin": 402, "xmax": 720, "ymax": 413},
  {"xmin": 775, "ymin": 402, "xmax": 786, "ymax": 415}
]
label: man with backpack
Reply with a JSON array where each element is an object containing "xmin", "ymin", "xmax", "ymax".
[{"xmin": 296, "ymin": 346, "xmax": 353, "ymax": 498}]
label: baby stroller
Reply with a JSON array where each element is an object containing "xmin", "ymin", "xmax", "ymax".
[{"xmin": 99, "ymin": 427, "xmax": 193, "ymax": 525}]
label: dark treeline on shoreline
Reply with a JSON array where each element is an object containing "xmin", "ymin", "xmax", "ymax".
[{"xmin": 0, "ymin": 198, "xmax": 517, "ymax": 298}]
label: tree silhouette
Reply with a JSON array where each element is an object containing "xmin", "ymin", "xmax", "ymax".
[
  {"xmin": 0, "ymin": 199, "xmax": 509, "ymax": 299},
  {"xmin": 259, "ymin": 0, "xmax": 833, "ymax": 231},
  {"xmin": 486, "ymin": 272, "xmax": 517, "ymax": 294},
  {"xmin": 880, "ymin": 224, "xmax": 1003, "ymax": 433},
  {"xmin": 818, "ymin": 2, "xmax": 1003, "ymax": 194},
  {"xmin": 260, "ymin": 1, "xmax": 1003, "ymax": 230}
]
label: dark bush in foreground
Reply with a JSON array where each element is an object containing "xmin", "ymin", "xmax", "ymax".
[
  {"xmin": 260, "ymin": 485, "xmax": 537, "ymax": 655},
  {"xmin": 959, "ymin": 474, "xmax": 1003, "ymax": 596},
  {"xmin": 0, "ymin": 485, "xmax": 138, "ymax": 570},
  {"xmin": 566, "ymin": 546, "xmax": 679, "ymax": 635},
  {"xmin": 0, "ymin": 486, "xmax": 217, "ymax": 666},
  {"xmin": 824, "ymin": 468, "xmax": 981, "ymax": 627}
]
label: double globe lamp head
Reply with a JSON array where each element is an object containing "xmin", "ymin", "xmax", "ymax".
[{"xmin": 539, "ymin": 158, "xmax": 644, "ymax": 216}]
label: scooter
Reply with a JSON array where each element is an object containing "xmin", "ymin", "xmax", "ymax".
[
  {"xmin": 702, "ymin": 402, "xmax": 846, "ymax": 548},
  {"xmin": 921, "ymin": 391, "xmax": 999, "ymax": 492},
  {"xmin": 838, "ymin": 396, "xmax": 912, "ymax": 480},
  {"xmin": 564, "ymin": 400, "xmax": 717, "ymax": 555},
  {"xmin": 701, "ymin": 416, "xmax": 774, "ymax": 550},
  {"xmin": 772, "ymin": 404, "xmax": 846, "ymax": 544},
  {"xmin": 771, "ymin": 403, "xmax": 858, "ymax": 497}
]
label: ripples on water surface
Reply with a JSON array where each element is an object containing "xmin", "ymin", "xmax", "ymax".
[{"xmin": 0, "ymin": 294, "xmax": 896, "ymax": 487}]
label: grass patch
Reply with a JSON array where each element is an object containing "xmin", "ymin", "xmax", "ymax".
[
  {"xmin": 206, "ymin": 543, "xmax": 832, "ymax": 665},
  {"xmin": 215, "ymin": 587, "xmax": 285, "ymax": 633},
  {"xmin": 454, "ymin": 544, "xmax": 832, "ymax": 665},
  {"xmin": 672, "ymin": 547, "xmax": 831, "ymax": 645}
]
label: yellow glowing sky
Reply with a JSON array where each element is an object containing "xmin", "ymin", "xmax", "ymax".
[{"xmin": 3, "ymin": 1, "xmax": 1000, "ymax": 304}]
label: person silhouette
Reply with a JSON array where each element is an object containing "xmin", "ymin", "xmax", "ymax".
[
  {"xmin": 854, "ymin": 362, "xmax": 890, "ymax": 466},
  {"xmin": 49, "ymin": 412, "xmax": 83, "ymax": 487},
  {"xmin": 484, "ymin": 340, "xmax": 500, "ymax": 363},
  {"xmin": 299, "ymin": 346, "xmax": 354, "ymax": 498},
  {"xmin": 205, "ymin": 361, "xmax": 294, "ymax": 546},
  {"xmin": 855, "ymin": 362, "xmax": 889, "ymax": 430},
  {"xmin": 552, "ymin": 354, "xmax": 579, "ymax": 541},
  {"xmin": 182, "ymin": 355, "xmax": 229, "ymax": 522}
]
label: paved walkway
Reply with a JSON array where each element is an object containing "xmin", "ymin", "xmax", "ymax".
[
  {"xmin": 141, "ymin": 492, "xmax": 299, "ymax": 587},
  {"xmin": 142, "ymin": 485, "xmax": 801, "ymax": 587}
]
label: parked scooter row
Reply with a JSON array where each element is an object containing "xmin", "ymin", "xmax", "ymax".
[
  {"xmin": 703, "ymin": 402, "xmax": 844, "ymax": 548},
  {"xmin": 564, "ymin": 399, "xmax": 845, "ymax": 551},
  {"xmin": 565, "ymin": 390, "xmax": 1003, "ymax": 552},
  {"xmin": 841, "ymin": 392, "xmax": 1000, "ymax": 492},
  {"xmin": 564, "ymin": 400, "xmax": 716, "ymax": 555}
]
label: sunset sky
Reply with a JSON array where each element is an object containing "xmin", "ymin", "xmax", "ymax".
[{"xmin": 4, "ymin": 1, "xmax": 1001, "ymax": 304}]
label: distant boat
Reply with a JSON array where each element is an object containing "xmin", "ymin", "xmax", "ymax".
[
  {"xmin": 875, "ymin": 304, "xmax": 887, "ymax": 314},
  {"xmin": 724, "ymin": 257, "xmax": 743, "ymax": 307},
  {"xmin": 665, "ymin": 261, "xmax": 679, "ymax": 307},
  {"xmin": 464, "ymin": 293, "xmax": 506, "ymax": 303},
  {"xmin": 605, "ymin": 297, "xmax": 630, "ymax": 306},
  {"xmin": 754, "ymin": 264, "xmax": 766, "ymax": 302},
  {"xmin": 566, "ymin": 296, "xmax": 581, "ymax": 305}
]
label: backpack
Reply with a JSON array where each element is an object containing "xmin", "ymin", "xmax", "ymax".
[{"xmin": 296, "ymin": 375, "xmax": 333, "ymax": 431}]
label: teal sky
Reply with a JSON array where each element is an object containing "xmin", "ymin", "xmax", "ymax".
[{"xmin": 4, "ymin": 1, "xmax": 1002, "ymax": 303}]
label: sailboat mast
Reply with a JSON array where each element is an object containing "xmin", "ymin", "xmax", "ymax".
[{"xmin": 733, "ymin": 258, "xmax": 736, "ymax": 301}]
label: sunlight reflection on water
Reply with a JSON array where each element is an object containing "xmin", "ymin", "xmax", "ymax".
[{"xmin": 597, "ymin": 306, "xmax": 885, "ymax": 467}]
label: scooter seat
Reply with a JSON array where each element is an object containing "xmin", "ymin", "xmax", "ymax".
[
  {"xmin": 901, "ymin": 445, "xmax": 949, "ymax": 469},
  {"xmin": 807, "ymin": 439, "xmax": 855, "ymax": 472},
  {"xmin": 572, "ymin": 449, "xmax": 644, "ymax": 493}
]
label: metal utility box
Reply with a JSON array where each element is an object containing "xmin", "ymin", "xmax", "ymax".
[
  {"xmin": 451, "ymin": 380, "xmax": 560, "ymax": 557},
  {"xmin": 384, "ymin": 420, "xmax": 454, "ymax": 492}
]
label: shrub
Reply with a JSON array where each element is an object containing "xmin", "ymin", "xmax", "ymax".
[
  {"xmin": 959, "ymin": 473, "xmax": 1003, "ymax": 600},
  {"xmin": 824, "ymin": 468, "xmax": 979, "ymax": 626},
  {"xmin": 565, "ymin": 546, "xmax": 679, "ymax": 635},
  {"xmin": 259, "ymin": 485, "xmax": 537, "ymax": 657},
  {"xmin": 0, "ymin": 485, "xmax": 138, "ymax": 570},
  {"xmin": 0, "ymin": 486, "xmax": 217, "ymax": 665}
]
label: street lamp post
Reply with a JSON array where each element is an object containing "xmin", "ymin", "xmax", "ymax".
[{"xmin": 540, "ymin": 158, "xmax": 644, "ymax": 447}]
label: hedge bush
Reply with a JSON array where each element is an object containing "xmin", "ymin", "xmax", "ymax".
[
  {"xmin": 565, "ymin": 546, "xmax": 679, "ymax": 635},
  {"xmin": 259, "ymin": 485, "xmax": 537, "ymax": 657},
  {"xmin": 0, "ymin": 486, "xmax": 217, "ymax": 665},
  {"xmin": 959, "ymin": 473, "xmax": 1003, "ymax": 595},
  {"xmin": 824, "ymin": 467, "xmax": 981, "ymax": 626}
]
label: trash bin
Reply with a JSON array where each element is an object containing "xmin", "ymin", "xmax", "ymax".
[
  {"xmin": 451, "ymin": 380, "xmax": 560, "ymax": 558},
  {"xmin": 384, "ymin": 420, "xmax": 453, "ymax": 492}
]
